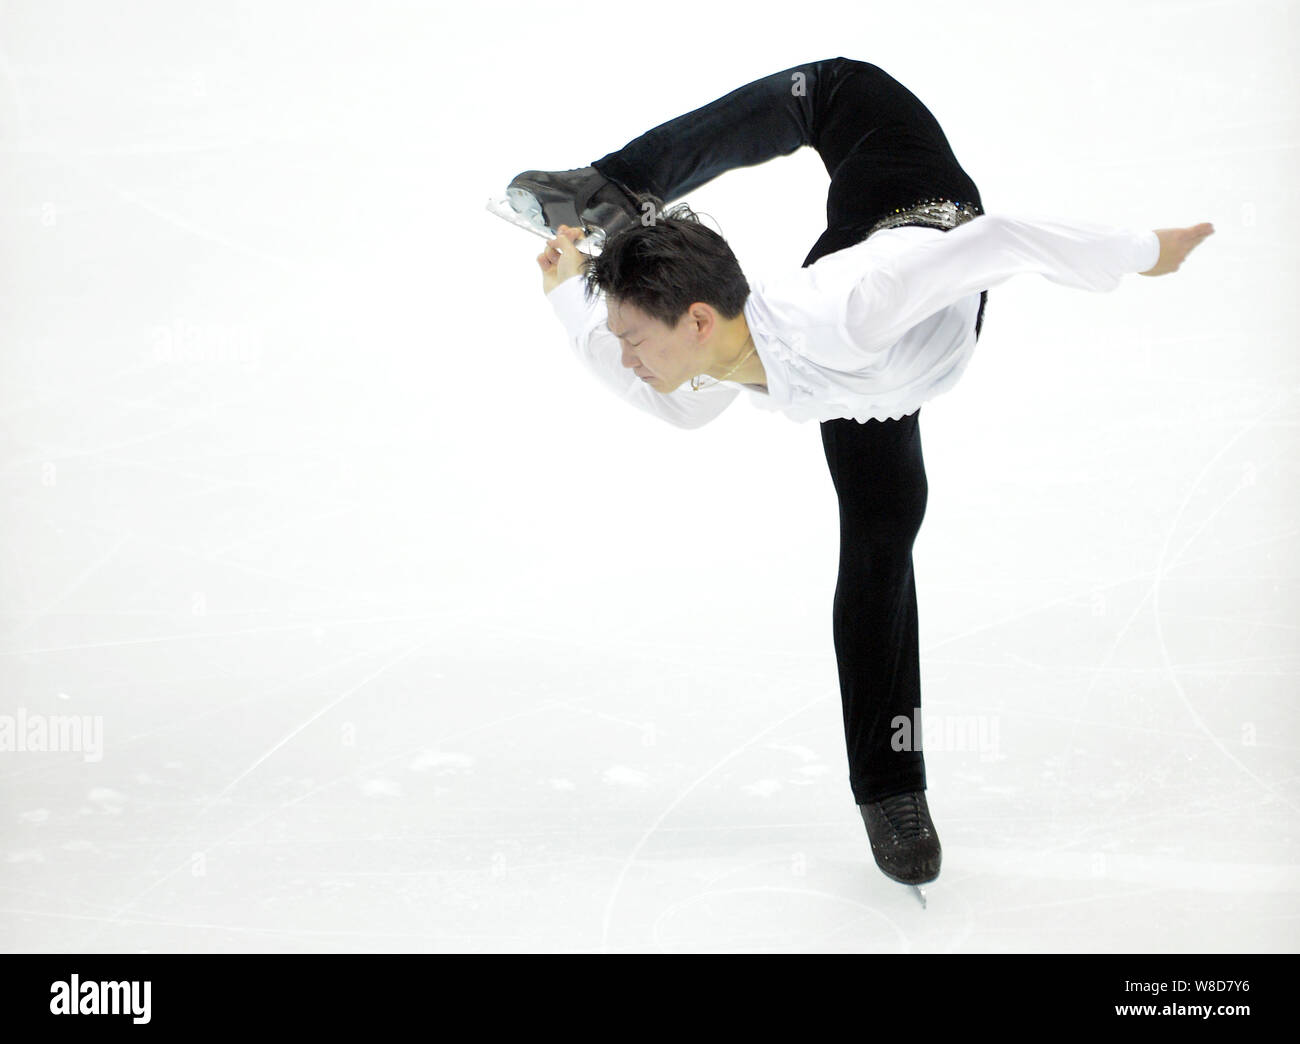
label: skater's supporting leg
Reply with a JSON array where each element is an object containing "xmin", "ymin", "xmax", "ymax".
[{"xmin": 819, "ymin": 409, "xmax": 929, "ymax": 804}]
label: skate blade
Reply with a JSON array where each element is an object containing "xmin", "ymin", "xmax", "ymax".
[
  {"xmin": 484, "ymin": 197, "xmax": 604, "ymax": 256},
  {"xmin": 911, "ymin": 884, "xmax": 927, "ymax": 909}
]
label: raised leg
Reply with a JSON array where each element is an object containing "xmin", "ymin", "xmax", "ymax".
[
  {"xmin": 590, "ymin": 61, "xmax": 820, "ymax": 203},
  {"xmin": 592, "ymin": 58, "xmax": 983, "ymax": 248}
]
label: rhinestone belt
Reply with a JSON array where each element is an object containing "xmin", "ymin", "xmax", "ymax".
[
  {"xmin": 866, "ymin": 197, "xmax": 983, "ymax": 239},
  {"xmin": 865, "ymin": 197, "xmax": 990, "ymax": 342}
]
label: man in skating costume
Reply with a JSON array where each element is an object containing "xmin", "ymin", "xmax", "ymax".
[{"xmin": 497, "ymin": 57, "xmax": 1212, "ymax": 890}]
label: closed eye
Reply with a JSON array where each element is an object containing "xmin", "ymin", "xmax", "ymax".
[{"xmin": 605, "ymin": 324, "xmax": 642, "ymax": 348}]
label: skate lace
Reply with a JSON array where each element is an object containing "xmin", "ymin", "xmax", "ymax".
[{"xmin": 879, "ymin": 792, "xmax": 928, "ymax": 839}]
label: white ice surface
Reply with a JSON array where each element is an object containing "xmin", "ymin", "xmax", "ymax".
[{"xmin": 1, "ymin": 0, "xmax": 1297, "ymax": 953}]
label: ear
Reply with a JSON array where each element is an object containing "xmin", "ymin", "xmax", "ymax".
[{"xmin": 686, "ymin": 302, "xmax": 716, "ymax": 340}]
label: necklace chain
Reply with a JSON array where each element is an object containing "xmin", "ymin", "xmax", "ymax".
[{"xmin": 690, "ymin": 337, "xmax": 756, "ymax": 392}]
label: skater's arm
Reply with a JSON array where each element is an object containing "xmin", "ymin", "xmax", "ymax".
[
  {"xmin": 545, "ymin": 276, "xmax": 740, "ymax": 429},
  {"xmin": 842, "ymin": 213, "xmax": 1178, "ymax": 355}
]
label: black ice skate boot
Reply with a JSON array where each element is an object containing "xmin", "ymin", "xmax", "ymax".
[
  {"xmin": 858, "ymin": 790, "xmax": 942, "ymax": 886},
  {"xmin": 504, "ymin": 166, "xmax": 656, "ymax": 250}
]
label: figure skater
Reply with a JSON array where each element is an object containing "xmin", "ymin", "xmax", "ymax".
[{"xmin": 493, "ymin": 57, "xmax": 1212, "ymax": 893}]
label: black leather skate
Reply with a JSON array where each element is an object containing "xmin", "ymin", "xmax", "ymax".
[
  {"xmin": 859, "ymin": 790, "xmax": 942, "ymax": 887},
  {"xmin": 500, "ymin": 166, "xmax": 654, "ymax": 251}
]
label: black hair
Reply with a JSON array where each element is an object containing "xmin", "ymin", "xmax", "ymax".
[{"xmin": 582, "ymin": 197, "xmax": 750, "ymax": 329}]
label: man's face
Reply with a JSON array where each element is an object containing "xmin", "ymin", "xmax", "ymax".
[{"xmin": 607, "ymin": 297, "xmax": 705, "ymax": 394}]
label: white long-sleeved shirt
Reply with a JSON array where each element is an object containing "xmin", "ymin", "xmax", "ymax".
[{"xmin": 546, "ymin": 212, "xmax": 1162, "ymax": 427}]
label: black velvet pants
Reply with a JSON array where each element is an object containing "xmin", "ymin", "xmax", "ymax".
[{"xmin": 592, "ymin": 58, "xmax": 985, "ymax": 804}]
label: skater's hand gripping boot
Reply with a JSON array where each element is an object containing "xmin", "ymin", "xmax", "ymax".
[{"xmin": 537, "ymin": 225, "xmax": 589, "ymax": 295}]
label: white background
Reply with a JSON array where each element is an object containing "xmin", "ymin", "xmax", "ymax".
[{"xmin": 1, "ymin": 0, "xmax": 1296, "ymax": 952}]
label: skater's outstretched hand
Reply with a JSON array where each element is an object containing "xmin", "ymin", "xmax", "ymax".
[
  {"xmin": 1138, "ymin": 222, "xmax": 1215, "ymax": 276},
  {"xmin": 538, "ymin": 224, "xmax": 588, "ymax": 294}
]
